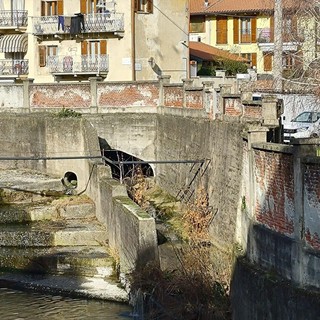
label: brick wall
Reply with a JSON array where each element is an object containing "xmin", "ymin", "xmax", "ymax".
[
  {"xmin": 98, "ymin": 82, "xmax": 159, "ymax": 108},
  {"xmin": 185, "ymin": 90, "xmax": 202, "ymax": 109},
  {"xmin": 244, "ymin": 105, "xmax": 262, "ymax": 119},
  {"xmin": 254, "ymin": 150, "xmax": 295, "ymax": 236},
  {"xmin": 304, "ymin": 162, "xmax": 320, "ymax": 250},
  {"xmin": 224, "ymin": 98, "xmax": 242, "ymax": 116},
  {"xmin": 163, "ymin": 86, "xmax": 183, "ymax": 107},
  {"xmin": 30, "ymin": 84, "xmax": 91, "ymax": 108}
]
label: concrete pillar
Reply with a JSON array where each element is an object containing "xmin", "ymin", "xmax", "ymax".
[
  {"xmin": 262, "ymin": 95, "xmax": 280, "ymax": 126},
  {"xmin": 22, "ymin": 78, "xmax": 34, "ymax": 113},
  {"xmin": 89, "ymin": 76, "xmax": 103, "ymax": 113},
  {"xmin": 182, "ymin": 78, "xmax": 193, "ymax": 108},
  {"xmin": 219, "ymin": 84, "xmax": 232, "ymax": 114},
  {"xmin": 158, "ymin": 75, "xmax": 171, "ymax": 108},
  {"xmin": 202, "ymin": 81, "xmax": 214, "ymax": 117}
]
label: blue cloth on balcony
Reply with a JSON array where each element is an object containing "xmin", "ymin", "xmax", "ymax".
[
  {"xmin": 58, "ymin": 16, "xmax": 64, "ymax": 31},
  {"xmin": 70, "ymin": 14, "xmax": 85, "ymax": 35}
]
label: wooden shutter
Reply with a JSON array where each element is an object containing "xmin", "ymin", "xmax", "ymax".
[
  {"xmin": 41, "ymin": 1, "xmax": 46, "ymax": 16},
  {"xmin": 217, "ymin": 17, "xmax": 227, "ymax": 44},
  {"xmin": 134, "ymin": 0, "xmax": 138, "ymax": 12},
  {"xmin": 146, "ymin": 0, "xmax": 153, "ymax": 13},
  {"xmin": 251, "ymin": 53, "xmax": 257, "ymax": 68},
  {"xmin": 264, "ymin": 53, "xmax": 272, "ymax": 71},
  {"xmin": 270, "ymin": 16, "xmax": 274, "ymax": 42},
  {"xmin": 39, "ymin": 46, "xmax": 47, "ymax": 67},
  {"xmin": 81, "ymin": 41, "xmax": 88, "ymax": 55},
  {"xmin": 57, "ymin": 0, "xmax": 63, "ymax": 15},
  {"xmin": 233, "ymin": 18, "xmax": 239, "ymax": 44},
  {"xmin": 100, "ymin": 40, "xmax": 107, "ymax": 54},
  {"xmin": 251, "ymin": 17, "xmax": 257, "ymax": 43},
  {"xmin": 80, "ymin": 0, "xmax": 87, "ymax": 14}
]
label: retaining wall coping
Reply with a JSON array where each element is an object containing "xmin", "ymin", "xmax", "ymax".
[{"xmin": 252, "ymin": 142, "xmax": 294, "ymax": 154}]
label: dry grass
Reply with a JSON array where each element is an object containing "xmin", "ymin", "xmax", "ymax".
[{"xmin": 129, "ymin": 183, "xmax": 231, "ymax": 319}]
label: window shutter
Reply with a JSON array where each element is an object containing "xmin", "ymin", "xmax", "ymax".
[
  {"xmin": 233, "ymin": 18, "xmax": 239, "ymax": 44},
  {"xmin": 57, "ymin": 0, "xmax": 64, "ymax": 15},
  {"xmin": 134, "ymin": 0, "xmax": 138, "ymax": 12},
  {"xmin": 81, "ymin": 41, "xmax": 88, "ymax": 55},
  {"xmin": 264, "ymin": 53, "xmax": 273, "ymax": 71},
  {"xmin": 270, "ymin": 16, "xmax": 274, "ymax": 42},
  {"xmin": 217, "ymin": 17, "xmax": 227, "ymax": 44},
  {"xmin": 39, "ymin": 45, "xmax": 47, "ymax": 67},
  {"xmin": 80, "ymin": 0, "xmax": 87, "ymax": 14},
  {"xmin": 251, "ymin": 52, "xmax": 257, "ymax": 67},
  {"xmin": 41, "ymin": 1, "xmax": 46, "ymax": 16},
  {"xmin": 146, "ymin": 0, "xmax": 153, "ymax": 13},
  {"xmin": 100, "ymin": 40, "xmax": 107, "ymax": 54},
  {"xmin": 251, "ymin": 17, "xmax": 257, "ymax": 43}
]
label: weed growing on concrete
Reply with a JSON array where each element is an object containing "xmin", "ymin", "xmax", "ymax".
[
  {"xmin": 130, "ymin": 186, "xmax": 231, "ymax": 319},
  {"xmin": 56, "ymin": 108, "xmax": 82, "ymax": 118},
  {"xmin": 107, "ymin": 246, "xmax": 120, "ymax": 280}
]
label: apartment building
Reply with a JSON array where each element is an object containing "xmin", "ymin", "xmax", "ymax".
[
  {"xmin": 0, "ymin": 0, "xmax": 189, "ymax": 83},
  {"xmin": 189, "ymin": 0, "xmax": 306, "ymax": 76}
]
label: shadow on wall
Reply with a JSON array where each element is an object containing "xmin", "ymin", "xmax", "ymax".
[{"xmin": 99, "ymin": 137, "xmax": 154, "ymax": 181}]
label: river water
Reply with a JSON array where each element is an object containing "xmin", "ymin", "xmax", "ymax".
[{"xmin": 0, "ymin": 287, "xmax": 133, "ymax": 320}]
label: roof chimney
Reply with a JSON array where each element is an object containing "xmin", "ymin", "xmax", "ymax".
[{"xmin": 204, "ymin": 0, "xmax": 209, "ymax": 7}]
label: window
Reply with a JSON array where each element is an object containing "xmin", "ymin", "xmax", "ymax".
[
  {"xmin": 81, "ymin": 0, "xmax": 97, "ymax": 14},
  {"xmin": 241, "ymin": 53, "xmax": 257, "ymax": 68},
  {"xmin": 283, "ymin": 53, "xmax": 294, "ymax": 69},
  {"xmin": 234, "ymin": 17, "xmax": 256, "ymax": 44},
  {"xmin": 39, "ymin": 45, "xmax": 58, "ymax": 67},
  {"xmin": 216, "ymin": 17, "xmax": 227, "ymax": 44},
  {"xmin": 263, "ymin": 52, "xmax": 273, "ymax": 71},
  {"xmin": 41, "ymin": 0, "xmax": 63, "ymax": 16},
  {"xmin": 134, "ymin": 0, "xmax": 153, "ymax": 14},
  {"xmin": 190, "ymin": 16, "xmax": 205, "ymax": 33},
  {"xmin": 81, "ymin": 40, "xmax": 107, "ymax": 56}
]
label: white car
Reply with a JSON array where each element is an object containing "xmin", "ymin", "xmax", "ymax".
[{"xmin": 283, "ymin": 111, "xmax": 320, "ymax": 143}]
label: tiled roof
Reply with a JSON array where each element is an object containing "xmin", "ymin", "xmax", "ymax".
[
  {"xmin": 190, "ymin": 0, "xmax": 296, "ymax": 15},
  {"xmin": 189, "ymin": 41, "xmax": 248, "ymax": 62}
]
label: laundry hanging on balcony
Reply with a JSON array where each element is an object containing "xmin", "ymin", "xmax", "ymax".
[
  {"xmin": 70, "ymin": 14, "xmax": 85, "ymax": 35},
  {"xmin": 0, "ymin": 34, "xmax": 28, "ymax": 53}
]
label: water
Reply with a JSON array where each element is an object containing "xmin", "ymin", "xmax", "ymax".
[{"xmin": 0, "ymin": 287, "xmax": 133, "ymax": 320}]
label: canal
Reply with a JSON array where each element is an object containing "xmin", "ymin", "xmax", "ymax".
[{"xmin": 0, "ymin": 287, "xmax": 133, "ymax": 319}]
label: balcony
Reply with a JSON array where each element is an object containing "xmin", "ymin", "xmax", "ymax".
[
  {"xmin": 0, "ymin": 10, "xmax": 28, "ymax": 29},
  {"xmin": 257, "ymin": 28, "xmax": 272, "ymax": 43},
  {"xmin": 32, "ymin": 13, "xmax": 124, "ymax": 37},
  {"xmin": 0, "ymin": 59, "xmax": 28, "ymax": 77},
  {"xmin": 47, "ymin": 55, "xmax": 109, "ymax": 76}
]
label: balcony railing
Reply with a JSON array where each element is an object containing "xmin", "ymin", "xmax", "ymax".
[
  {"xmin": 47, "ymin": 54, "xmax": 109, "ymax": 74},
  {"xmin": 32, "ymin": 13, "xmax": 124, "ymax": 35},
  {"xmin": 0, "ymin": 59, "xmax": 29, "ymax": 76},
  {"xmin": 257, "ymin": 28, "xmax": 272, "ymax": 43},
  {"xmin": 0, "ymin": 10, "xmax": 28, "ymax": 28}
]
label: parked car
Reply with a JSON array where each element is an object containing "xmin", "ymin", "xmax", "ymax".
[{"xmin": 283, "ymin": 111, "xmax": 320, "ymax": 142}]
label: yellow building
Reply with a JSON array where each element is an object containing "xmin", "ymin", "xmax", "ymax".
[
  {"xmin": 189, "ymin": 0, "xmax": 304, "ymax": 76},
  {"xmin": 0, "ymin": 0, "xmax": 189, "ymax": 83}
]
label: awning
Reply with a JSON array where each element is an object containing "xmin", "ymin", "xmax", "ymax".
[
  {"xmin": 189, "ymin": 41, "xmax": 248, "ymax": 63},
  {"xmin": 0, "ymin": 34, "xmax": 28, "ymax": 53}
]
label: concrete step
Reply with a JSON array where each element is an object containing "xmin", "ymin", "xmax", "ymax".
[
  {"xmin": 0, "ymin": 272, "xmax": 128, "ymax": 302},
  {"xmin": 0, "ymin": 220, "xmax": 108, "ymax": 247},
  {"xmin": 0, "ymin": 246, "xmax": 116, "ymax": 278},
  {"xmin": 0, "ymin": 197, "xmax": 96, "ymax": 224}
]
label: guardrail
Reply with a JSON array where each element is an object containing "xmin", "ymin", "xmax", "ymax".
[
  {"xmin": 33, "ymin": 13, "xmax": 124, "ymax": 35},
  {"xmin": 0, "ymin": 59, "xmax": 28, "ymax": 76},
  {"xmin": 47, "ymin": 54, "xmax": 109, "ymax": 74},
  {"xmin": 0, "ymin": 10, "xmax": 28, "ymax": 27}
]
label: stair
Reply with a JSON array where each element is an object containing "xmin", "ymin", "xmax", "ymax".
[{"xmin": 0, "ymin": 169, "xmax": 128, "ymax": 302}]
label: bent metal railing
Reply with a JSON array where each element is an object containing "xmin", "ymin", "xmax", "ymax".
[
  {"xmin": 0, "ymin": 10, "xmax": 28, "ymax": 27},
  {"xmin": 47, "ymin": 55, "xmax": 109, "ymax": 74},
  {"xmin": 32, "ymin": 13, "xmax": 124, "ymax": 35},
  {"xmin": 0, "ymin": 59, "xmax": 29, "ymax": 76}
]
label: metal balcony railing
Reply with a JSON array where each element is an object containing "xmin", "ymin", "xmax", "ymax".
[
  {"xmin": 0, "ymin": 10, "xmax": 28, "ymax": 28},
  {"xmin": 32, "ymin": 13, "xmax": 124, "ymax": 35},
  {"xmin": 47, "ymin": 55, "xmax": 109, "ymax": 74},
  {"xmin": 257, "ymin": 28, "xmax": 272, "ymax": 43},
  {"xmin": 0, "ymin": 59, "xmax": 29, "ymax": 76}
]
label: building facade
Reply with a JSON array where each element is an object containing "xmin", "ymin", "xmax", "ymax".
[
  {"xmin": 0, "ymin": 0, "xmax": 189, "ymax": 83},
  {"xmin": 189, "ymin": 0, "xmax": 307, "ymax": 76}
]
